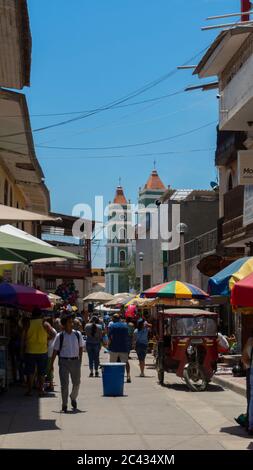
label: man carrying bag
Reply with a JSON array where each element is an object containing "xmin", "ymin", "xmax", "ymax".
[{"xmin": 50, "ymin": 313, "xmax": 85, "ymax": 413}]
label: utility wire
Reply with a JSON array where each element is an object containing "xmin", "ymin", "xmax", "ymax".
[
  {"xmin": 2, "ymin": 89, "xmax": 184, "ymax": 118},
  {"xmin": 0, "ymin": 46, "xmax": 209, "ymax": 138},
  {"xmin": 35, "ymin": 121, "xmax": 216, "ymax": 152},
  {"xmin": 36, "ymin": 147, "xmax": 215, "ymax": 161}
]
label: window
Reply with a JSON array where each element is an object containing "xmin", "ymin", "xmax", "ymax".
[
  {"xmin": 4, "ymin": 180, "xmax": 9, "ymax": 205},
  {"xmin": 119, "ymin": 227, "xmax": 126, "ymax": 241},
  {"xmin": 119, "ymin": 250, "xmax": 126, "ymax": 267},
  {"xmin": 45, "ymin": 279, "xmax": 56, "ymax": 290}
]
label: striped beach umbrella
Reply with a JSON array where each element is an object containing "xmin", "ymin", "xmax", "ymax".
[{"xmin": 143, "ymin": 280, "xmax": 209, "ymax": 300}]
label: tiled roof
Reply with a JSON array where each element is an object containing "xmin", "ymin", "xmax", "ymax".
[
  {"xmin": 144, "ymin": 170, "xmax": 166, "ymax": 191},
  {"xmin": 113, "ymin": 186, "xmax": 127, "ymax": 204}
]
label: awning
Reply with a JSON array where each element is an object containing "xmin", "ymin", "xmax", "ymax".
[
  {"xmin": 0, "ymin": 282, "xmax": 51, "ymax": 312},
  {"xmin": 231, "ymin": 272, "xmax": 253, "ymax": 308},
  {"xmin": 208, "ymin": 257, "xmax": 253, "ymax": 296},
  {"xmin": 0, "ymin": 205, "xmax": 59, "ymax": 222},
  {"xmin": 0, "ymin": 225, "xmax": 80, "ymax": 263},
  {"xmin": 83, "ymin": 292, "xmax": 114, "ymax": 303}
]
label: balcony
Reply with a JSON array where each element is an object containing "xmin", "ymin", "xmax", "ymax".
[
  {"xmin": 215, "ymin": 130, "xmax": 246, "ymax": 167},
  {"xmin": 33, "ymin": 261, "xmax": 91, "ymax": 280},
  {"xmin": 219, "ymin": 35, "xmax": 253, "ymax": 131},
  {"xmin": 223, "ymin": 185, "xmax": 244, "ymax": 221},
  {"xmin": 217, "ymin": 186, "xmax": 244, "ymax": 245}
]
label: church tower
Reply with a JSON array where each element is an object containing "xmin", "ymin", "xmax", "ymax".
[
  {"xmin": 138, "ymin": 167, "xmax": 166, "ymax": 207},
  {"xmin": 105, "ymin": 183, "xmax": 133, "ymax": 294}
]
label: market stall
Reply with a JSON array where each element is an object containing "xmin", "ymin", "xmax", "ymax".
[
  {"xmin": 208, "ymin": 257, "xmax": 253, "ymax": 349},
  {"xmin": 231, "ymin": 273, "xmax": 253, "ymax": 350}
]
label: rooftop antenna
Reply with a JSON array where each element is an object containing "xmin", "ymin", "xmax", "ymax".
[
  {"xmin": 202, "ymin": 0, "xmax": 253, "ymax": 31},
  {"xmin": 118, "ymin": 176, "xmax": 122, "ymax": 187},
  {"xmin": 153, "ymin": 159, "xmax": 156, "ymax": 170},
  {"xmin": 177, "ymin": 65, "xmax": 197, "ymax": 70}
]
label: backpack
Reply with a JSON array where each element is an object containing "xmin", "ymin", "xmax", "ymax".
[{"xmin": 58, "ymin": 330, "xmax": 80, "ymax": 355}]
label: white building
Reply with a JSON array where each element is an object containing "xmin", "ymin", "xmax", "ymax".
[{"xmin": 105, "ymin": 185, "xmax": 134, "ymax": 294}]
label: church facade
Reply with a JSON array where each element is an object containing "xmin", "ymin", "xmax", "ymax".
[{"xmin": 105, "ymin": 185, "xmax": 134, "ymax": 294}]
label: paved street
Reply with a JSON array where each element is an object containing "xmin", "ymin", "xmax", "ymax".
[{"xmin": 0, "ymin": 352, "xmax": 252, "ymax": 450}]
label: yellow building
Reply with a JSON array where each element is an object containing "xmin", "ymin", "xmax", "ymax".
[
  {"xmin": 0, "ymin": 0, "xmax": 50, "ymax": 233},
  {"xmin": 0, "ymin": 0, "xmax": 50, "ymax": 281}
]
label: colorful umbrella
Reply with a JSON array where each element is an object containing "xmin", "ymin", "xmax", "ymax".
[
  {"xmin": 0, "ymin": 282, "xmax": 51, "ymax": 311},
  {"xmin": 231, "ymin": 272, "xmax": 253, "ymax": 307},
  {"xmin": 125, "ymin": 305, "xmax": 137, "ymax": 319},
  {"xmin": 208, "ymin": 257, "xmax": 253, "ymax": 296},
  {"xmin": 143, "ymin": 280, "xmax": 208, "ymax": 299}
]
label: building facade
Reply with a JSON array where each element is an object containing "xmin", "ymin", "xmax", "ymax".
[
  {"xmin": 105, "ymin": 185, "xmax": 134, "ymax": 294},
  {"xmin": 33, "ymin": 213, "xmax": 94, "ymax": 298},
  {"xmin": 136, "ymin": 169, "xmax": 167, "ymax": 289},
  {"xmin": 162, "ymin": 190, "xmax": 219, "ymax": 291},
  {"xmin": 194, "ymin": 14, "xmax": 253, "ymax": 343},
  {"xmin": 0, "ymin": 0, "xmax": 50, "ymax": 228}
]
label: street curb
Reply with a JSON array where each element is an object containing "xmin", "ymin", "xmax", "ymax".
[{"xmin": 212, "ymin": 375, "xmax": 246, "ymax": 398}]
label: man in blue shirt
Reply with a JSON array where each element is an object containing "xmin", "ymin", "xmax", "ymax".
[{"xmin": 108, "ymin": 314, "xmax": 131, "ymax": 383}]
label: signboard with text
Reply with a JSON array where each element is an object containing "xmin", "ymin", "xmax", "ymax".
[
  {"xmin": 238, "ymin": 150, "xmax": 253, "ymax": 185},
  {"xmin": 243, "ymin": 184, "xmax": 253, "ymax": 226}
]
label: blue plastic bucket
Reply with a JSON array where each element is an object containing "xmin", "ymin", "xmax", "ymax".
[{"xmin": 102, "ymin": 363, "xmax": 125, "ymax": 397}]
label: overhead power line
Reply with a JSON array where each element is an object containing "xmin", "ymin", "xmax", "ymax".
[
  {"xmin": 0, "ymin": 46, "xmax": 210, "ymax": 138},
  {"xmin": 35, "ymin": 121, "xmax": 216, "ymax": 152},
  {"xmin": 36, "ymin": 147, "xmax": 215, "ymax": 161}
]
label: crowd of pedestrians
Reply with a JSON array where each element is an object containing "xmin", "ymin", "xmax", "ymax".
[{"xmin": 11, "ymin": 307, "xmax": 152, "ymax": 413}]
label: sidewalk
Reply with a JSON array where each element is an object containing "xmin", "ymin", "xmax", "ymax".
[
  {"xmin": 0, "ymin": 352, "xmax": 250, "ymax": 450},
  {"xmin": 213, "ymin": 374, "xmax": 246, "ymax": 397}
]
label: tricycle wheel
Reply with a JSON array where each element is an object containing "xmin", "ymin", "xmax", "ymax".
[
  {"xmin": 158, "ymin": 368, "xmax": 164, "ymax": 385},
  {"xmin": 183, "ymin": 363, "xmax": 208, "ymax": 392}
]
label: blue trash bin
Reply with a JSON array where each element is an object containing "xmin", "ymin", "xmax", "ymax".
[{"xmin": 102, "ymin": 363, "xmax": 125, "ymax": 396}]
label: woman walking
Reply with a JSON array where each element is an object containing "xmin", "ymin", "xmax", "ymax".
[
  {"xmin": 85, "ymin": 316, "xmax": 103, "ymax": 377},
  {"xmin": 133, "ymin": 318, "xmax": 149, "ymax": 377}
]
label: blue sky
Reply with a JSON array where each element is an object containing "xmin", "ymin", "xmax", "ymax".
[{"xmin": 25, "ymin": 0, "xmax": 240, "ymax": 265}]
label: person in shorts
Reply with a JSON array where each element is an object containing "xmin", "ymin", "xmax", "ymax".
[
  {"xmin": 133, "ymin": 318, "xmax": 149, "ymax": 377},
  {"xmin": 22, "ymin": 308, "xmax": 55, "ymax": 396},
  {"xmin": 108, "ymin": 314, "xmax": 131, "ymax": 383}
]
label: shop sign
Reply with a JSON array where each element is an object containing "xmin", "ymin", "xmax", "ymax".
[
  {"xmin": 243, "ymin": 184, "xmax": 253, "ymax": 226},
  {"xmin": 238, "ymin": 151, "xmax": 253, "ymax": 185}
]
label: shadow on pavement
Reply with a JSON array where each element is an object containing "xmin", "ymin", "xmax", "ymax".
[
  {"xmin": 161, "ymin": 382, "xmax": 224, "ymax": 393},
  {"xmin": 0, "ymin": 387, "xmax": 60, "ymax": 436},
  {"xmin": 52, "ymin": 409, "xmax": 87, "ymax": 414},
  {"xmin": 220, "ymin": 425, "xmax": 251, "ymax": 439}
]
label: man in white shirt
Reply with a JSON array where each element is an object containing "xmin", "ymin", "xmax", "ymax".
[{"xmin": 50, "ymin": 314, "xmax": 85, "ymax": 413}]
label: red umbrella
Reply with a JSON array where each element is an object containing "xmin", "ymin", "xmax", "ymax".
[
  {"xmin": 0, "ymin": 282, "xmax": 51, "ymax": 311},
  {"xmin": 125, "ymin": 305, "xmax": 137, "ymax": 319},
  {"xmin": 231, "ymin": 272, "xmax": 253, "ymax": 307}
]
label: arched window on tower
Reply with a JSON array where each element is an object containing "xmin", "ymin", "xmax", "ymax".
[
  {"xmin": 119, "ymin": 250, "xmax": 126, "ymax": 267},
  {"xmin": 119, "ymin": 227, "xmax": 126, "ymax": 242}
]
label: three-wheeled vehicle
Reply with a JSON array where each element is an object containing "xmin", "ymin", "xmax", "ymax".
[{"xmin": 155, "ymin": 308, "xmax": 218, "ymax": 391}]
